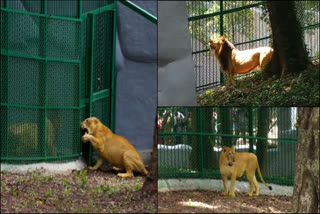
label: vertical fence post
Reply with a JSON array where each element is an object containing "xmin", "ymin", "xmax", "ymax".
[
  {"xmin": 199, "ymin": 108, "xmax": 204, "ymax": 177},
  {"xmin": 4, "ymin": 0, "xmax": 10, "ymax": 162},
  {"xmin": 110, "ymin": 0, "xmax": 117, "ymax": 132},
  {"xmin": 249, "ymin": 107, "xmax": 254, "ymax": 153},
  {"xmin": 78, "ymin": 0, "xmax": 83, "ymax": 156},
  {"xmin": 78, "ymin": 0, "xmax": 82, "ymax": 18},
  {"xmin": 89, "ymin": 14, "xmax": 95, "ymax": 117},
  {"xmin": 219, "ymin": 0, "xmax": 224, "ymax": 85},
  {"xmin": 39, "ymin": 0, "xmax": 48, "ymax": 159}
]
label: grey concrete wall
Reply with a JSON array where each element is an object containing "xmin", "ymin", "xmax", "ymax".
[
  {"xmin": 116, "ymin": 1, "xmax": 157, "ymax": 164},
  {"xmin": 158, "ymin": 1, "xmax": 197, "ymax": 106}
]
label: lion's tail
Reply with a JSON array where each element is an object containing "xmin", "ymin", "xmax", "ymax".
[{"xmin": 256, "ymin": 162, "xmax": 272, "ymax": 190}]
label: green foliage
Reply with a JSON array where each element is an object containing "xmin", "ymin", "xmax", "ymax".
[
  {"xmin": 45, "ymin": 188, "xmax": 52, "ymax": 198},
  {"xmin": 186, "ymin": 1, "xmax": 256, "ymax": 46},
  {"xmin": 17, "ymin": 176, "xmax": 23, "ymax": 185},
  {"xmin": 74, "ymin": 170, "xmax": 88, "ymax": 189},
  {"xmin": 64, "ymin": 187, "xmax": 72, "ymax": 195},
  {"xmin": 198, "ymin": 66, "xmax": 319, "ymax": 106}
]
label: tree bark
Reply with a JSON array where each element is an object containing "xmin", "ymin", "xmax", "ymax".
[
  {"xmin": 266, "ymin": 1, "xmax": 309, "ymax": 77},
  {"xmin": 202, "ymin": 108, "xmax": 214, "ymax": 170},
  {"xmin": 291, "ymin": 107, "xmax": 319, "ymax": 213},
  {"xmin": 220, "ymin": 107, "xmax": 232, "ymax": 147},
  {"xmin": 256, "ymin": 108, "xmax": 269, "ymax": 176},
  {"xmin": 141, "ymin": 114, "xmax": 158, "ymax": 194}
]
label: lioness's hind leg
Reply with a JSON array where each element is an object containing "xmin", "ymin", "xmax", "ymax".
[
  {"xmin": 246, "ymin": 174, "xmax": 255, "ymax": 197},
  {"xmin": 117, "ymin": 151, "xmax": 137, "ymax": 178},
  {"xmin": 88, "ymin": 157, "xmax": 104, "ymax": 170},
  {"xmin": 112, "ymin": 166, "xmax": 124, "ymax": 172},
  {"xmin": 253, "ymin": 176, "xmax": 260, "ymax": 196}
]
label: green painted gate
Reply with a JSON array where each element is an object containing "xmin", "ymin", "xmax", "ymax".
[
  {"xmin": 158, "ymin": 107, "xmax": 298, "ymax": 186},
  {"xmin": 0, "ymin": 0, "xmax": 117, "ymax": 163}
]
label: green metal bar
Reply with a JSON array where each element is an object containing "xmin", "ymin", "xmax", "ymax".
[
  {"xmin": 89, "ymin": 14, "xmax": 95, "ymax": 117},
  {"xmin": 78, "ymin": 0, "xmax": 82, "ymax": 18},
  {"xmin": 158, "ymin": 132, "xmax": 297, "ymax": 144},
  {"xmin": 192, "ymin": 49, "xmax": 210, "ymax": 55},
  {"xmin": 0, "ymin": 8, "xmax": 82, "ymax": 22},
  {"xmin": 119, "ymin": 0, "xmax": 157, "ymax": 24},
  {"xmin": 233, "ymin": 36, "xmax": 271, "ymax": 47},
  {"xmin": 76, "ymin": 0, "xmax": 83, "ymax": 157},
  {"xmin": 1, "ymin": 103, "xmax": 85, "ymax": 110},
  {"xmin": 40, "ymin": 0, "xmax": 48, "ymax": 159},
  {"xmin": 199, "ymin": 108, "xmax": 204, "ymax": 177},
  {"xmin": 188, "ymin": 2, "xmax": 264, "ymax": 22},
  {"xmin": 110, "ymin": 7, "xmax": 117, "ymax": 132},
  {"xmin": 78, "ymin": 4, "xmax": 84, "ymax": 156},
  {"xmin": 79, "ymin": 21, "xmax": 83, "ymax": 108},
  {"xmin": 191, "ymin": 24, "xmax": 318, "ymax": 56},
  {"xmin": 192, "ymin": 35, "xmax": 271, "ymax": 55},
  {"xmin": 5, "ymin": 4, "xmax": 9, "ymax": 162},
  {"xmin": 81, "ymin": 3, "xmax": 116, "ymax": 18},
  {"xmin": 219, "ymin": 0, "xmax": 224, "ymax": 85},
  {"xmin": 248, "ymin": 108, "xmax": 254, "ymax": 153},
  {"xmin": 302, "ymin": 23, "xmax": 320, "ymax": 31},
  {"xmin": 1, "ymin": 49, "xmax": 81, "ymax": 64},
  {"xmin": 93, "ymin": 89, "xmax": 111, "ymax": 102},
  {"xmin": 1, "ymin": 153, "xmax": 80, "ymax": 161}
]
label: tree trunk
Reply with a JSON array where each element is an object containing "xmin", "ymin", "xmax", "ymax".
[
  {"xmin": 266, "ymin": 1, "xmax": 309, "ymax": 77},
  {"xmin": 220, "ymin": 107, "xmax": 233, "ymax": 147},
  {"xmin": 141, "ymin": 114, "xmax": 158, "ymax": 194},
  {"xmin": 256, "ymin": 108, "xmax": 269, "ymax": 176},
  {"xmin": 291, "ymin": 107, "xmax": 319, "ymax": 213},
  {"xmin": 190, "ymin": 107, "xmax": 199, "ymax": 170},
  {"xmin": 202, "ymin": 108, "xmax": 214, "ymax": 170}
]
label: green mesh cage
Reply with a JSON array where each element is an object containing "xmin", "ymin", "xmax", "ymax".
[
  {"xmin": 158, "ymin": 107, "xmax": 298, "ymax": 186},
  {"xmin": 0, "ymin": 0, "xmax": 117, "ymax": 164},
  {"xmin": 187, "ymin": 1, "xmax": 320, "ymax": 91}
]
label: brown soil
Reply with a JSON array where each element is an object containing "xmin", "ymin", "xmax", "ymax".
[
  {"xmin": 1, "ymin": 164, "xmax": 157, "ymax": 213},
  {"xmin": 158, "ymin": 190, "xmax": 292, "ymax": 213}
]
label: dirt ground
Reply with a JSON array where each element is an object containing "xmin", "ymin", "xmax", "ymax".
[
  {"xmin": 1, "ymin": 164, "xmax": 157, "ymax": 213},
  {"xmin": 158, "ymin": 190, "xmax": 292, "ymax": 213}
]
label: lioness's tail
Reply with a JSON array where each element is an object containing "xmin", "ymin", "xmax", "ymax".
[
  {"xmin": 256, "ymin": 162, "xmax": 272, "ymax": 190},
  {"xmin": 143, "ymin": 168, "xmax": 148, "ymax": 176}
]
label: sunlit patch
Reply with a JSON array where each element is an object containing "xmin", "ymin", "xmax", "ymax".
[{"xmin": 179, "ymin": 199, "xmax": 220, "ymax": 210}]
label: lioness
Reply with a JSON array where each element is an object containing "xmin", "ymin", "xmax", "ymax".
[
  {"xmin": 81, "ymin": 117, "xmax": 148, "ymax": 178},
  {"xmin": 8, "ymin": 118, "xmax": 56, "ymax": 157},
  {"xmin": 209, "ymin": 36, "xmax": 273, "ymax": 85},
  {"xmin": 219, "ymin": 146, "xmax": 272, "ymax": 197}
]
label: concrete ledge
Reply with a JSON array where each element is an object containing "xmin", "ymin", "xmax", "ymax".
[
  {"xmin": 1, "ymin": 157, "xmax": 87, "ymax": 175},
  {"xmin": 139, "ymin": 149, "xmax": 152, "ymax": 167},
  {"xmin": 158, "ymin": 178, "xmax": 293, "ymax": 196}
]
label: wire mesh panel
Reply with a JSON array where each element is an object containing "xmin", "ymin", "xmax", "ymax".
[
  {"xmin": 158, "ymin": 107, "xmax": 298, "ymax": 185},
  {"xmin": 0, "ymin": 0, "xmax": 117, "ymax": 163},
  {"xmin": 187, "ymin": 1, "xmax": 320, "ymax": 91}
]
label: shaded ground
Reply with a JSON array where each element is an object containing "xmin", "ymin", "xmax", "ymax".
[
  {"xmin": 158, "ymin": 190, "xmax": 291, "ymax": 213},
  {"xmin": 198, "ymin": 64, "xmax": 319, "ymax": 106},
  {"xmin": 1, "ymin": 164, "xmax": 157, "ymax": 213}
]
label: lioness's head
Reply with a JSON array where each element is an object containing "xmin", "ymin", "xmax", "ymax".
[
  {"xmin": 222, "ymin": 146, "xmax": 236, "ymax": 167},
  {"xmin": 209, "ymin": 36, "xmax": 226, "ymax": 50},
  {"xmin": 81, "ymin": 117, "xmax": 101, "ymax": 135}
]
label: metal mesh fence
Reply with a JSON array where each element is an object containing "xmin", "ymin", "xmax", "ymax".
[
  {"xmin": 0, "ymin": 0, "xmax": 116, "ymax": 163},
  {"xmin": 158, "ymin": 107, "xmax": 298, "ymax": 186},
  {"xmin": 187, "ymin": 1, "xmax": 320, "ymax": 91}
]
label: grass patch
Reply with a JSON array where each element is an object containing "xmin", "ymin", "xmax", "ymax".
[{"xmin": 198, "ymin": 65, "xmax": 319, "ymax": 106}]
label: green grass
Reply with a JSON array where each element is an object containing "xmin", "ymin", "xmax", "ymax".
[{"xmin": 198, "ymin": 65, "xmax": 319, "ymax": 106}]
